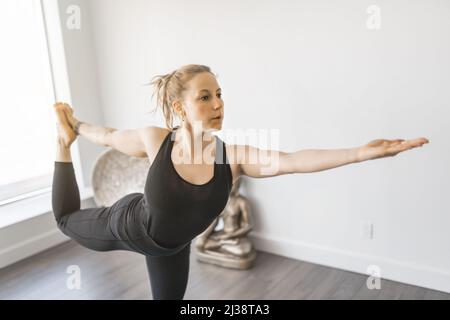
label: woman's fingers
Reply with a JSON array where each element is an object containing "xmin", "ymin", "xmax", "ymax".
[
  {"xmin": 388, "ymin": 137, "xmax": 429, "ymax": 155},
  {"xmin": 362, "ymin": 137, "xmax": 429, "ymax": 160},
  {"xmin": 54, "ymin": 102, "xmax": 77, "ymax": 128},
  {"xmin": 63, "ymin": 108, "xmax": 76, "ymax": 128},
  {"xmin": 400, "ymin": 138, "xmax": 428, "ymax": 148}
]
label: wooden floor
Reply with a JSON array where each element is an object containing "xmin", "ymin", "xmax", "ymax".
[{"xmin": 0, "ymin": 240, "xmax": 448, "ymax": 300}]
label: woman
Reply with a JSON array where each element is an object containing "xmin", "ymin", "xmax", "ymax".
[{"xmin": 52, "ymin": 64, "xmax": 429, "ymax": 300}]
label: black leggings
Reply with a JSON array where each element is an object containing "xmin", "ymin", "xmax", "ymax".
[{"xmin": 51, "ymin": 161, "xmax": 190, "ymax": 300}]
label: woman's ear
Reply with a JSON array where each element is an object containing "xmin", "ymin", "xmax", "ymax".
[
  {"xmin": 172, "ymin": 100, "xmax": 178, "ymax": 111},
  {"xmin": 172, "ymin": 100, "xmax": 183, "ymax": 117}
]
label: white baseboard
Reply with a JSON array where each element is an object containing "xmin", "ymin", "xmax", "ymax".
[
  {"xmin": 249, "ymin": 232, "xmax": 450, "ymax": 294},
  {"xmin": 0, "ymin": 227, "xmax": 69, "ymax": 269}
]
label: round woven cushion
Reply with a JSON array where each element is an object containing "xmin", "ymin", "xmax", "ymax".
[{"xmin": 91, "ymin": 148, "xmax": 150, "ymax": 207}]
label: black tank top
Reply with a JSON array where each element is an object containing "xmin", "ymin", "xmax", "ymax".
[{"xmin": 138, "ymin": 127, "xmax": 233, "ymax": 248}]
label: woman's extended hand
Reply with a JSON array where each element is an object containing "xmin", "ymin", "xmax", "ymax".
[
  {"xmin": 59, "ymin": 103, "xmax": 79, "ymax": 130},
  {"xmin": 356, "ymin": 137, "xmax": 429, "ymax": 162}
]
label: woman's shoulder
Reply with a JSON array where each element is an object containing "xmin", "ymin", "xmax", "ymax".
[
  {"xmin": 139, "ymin": 126, "xmax": 171, "ymax": 163},
  {"xmin": 140, "ymin": 126, "xmax": 171, "ymax": 139}
]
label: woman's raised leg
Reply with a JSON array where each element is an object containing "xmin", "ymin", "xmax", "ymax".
[
  {"xmin": 51, "ymin": 103, "xmax": 131, "ymax": 252},
  {"xmin": 52, "ymin": 102, "xmax": 79, "ymax": 222}
]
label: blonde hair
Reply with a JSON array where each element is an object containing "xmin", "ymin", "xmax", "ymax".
[{"xmin": 147, "ymin": 64, "xmax": 216, "ymax": 130}]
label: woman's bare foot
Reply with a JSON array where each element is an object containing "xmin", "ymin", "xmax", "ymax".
[{"xmin": 53, "ymin": 102, "xmax": 77, "ymax": 148}]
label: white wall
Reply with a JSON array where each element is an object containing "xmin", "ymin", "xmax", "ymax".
[{"xmin": 84, "ymin": 0, "xmax": 450, "ymax": 292}]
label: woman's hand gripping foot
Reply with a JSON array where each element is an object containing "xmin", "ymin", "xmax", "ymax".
[{"xmin": 53, "ymin": 102, "xmax": 77, "ymax": 148}]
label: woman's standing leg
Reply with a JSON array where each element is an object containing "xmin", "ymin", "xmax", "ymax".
[{"xmin": 145, "ymin": 241, "xmax": 191, "ymax": 300}]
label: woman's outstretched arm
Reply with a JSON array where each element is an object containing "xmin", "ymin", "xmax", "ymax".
[
  {"xmin": 58, "ymin": 105, "xmax": 113, "ymax": 147},
  {"xmin": 61, "ymin": 104, "xmax": 148, "ymax": 158},
  {"xmin": 281, "ymin": 147, "xmax": 360, "ymax": 174},
  {"xmin": 75, "ymin": 122, "xmax": 149, "ymax": 158},
  {"xmin": 235, "ymin": 137, "xmax": 429, "ymax": 178},
  {"xmin": 75, "ymin": 122, "xmax": 116, "ymax": 147}
]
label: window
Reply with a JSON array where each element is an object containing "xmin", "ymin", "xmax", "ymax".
[{"xmin": 0, "ymin": 0, "xmax": 57, "ymax": 205}]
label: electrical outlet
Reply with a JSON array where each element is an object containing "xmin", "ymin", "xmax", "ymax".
[{"xmin": 362, "ymin": 221, "xmax": 374, "ymax": 239}]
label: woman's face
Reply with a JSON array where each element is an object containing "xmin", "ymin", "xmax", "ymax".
[{"xmin": 176, "ymin": 72, "xmax": 224, "ymax": 132}]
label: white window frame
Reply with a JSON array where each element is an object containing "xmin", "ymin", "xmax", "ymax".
[{"xmin": 0, "ymin": 0, "xmax": 92, "ymax": 227}]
